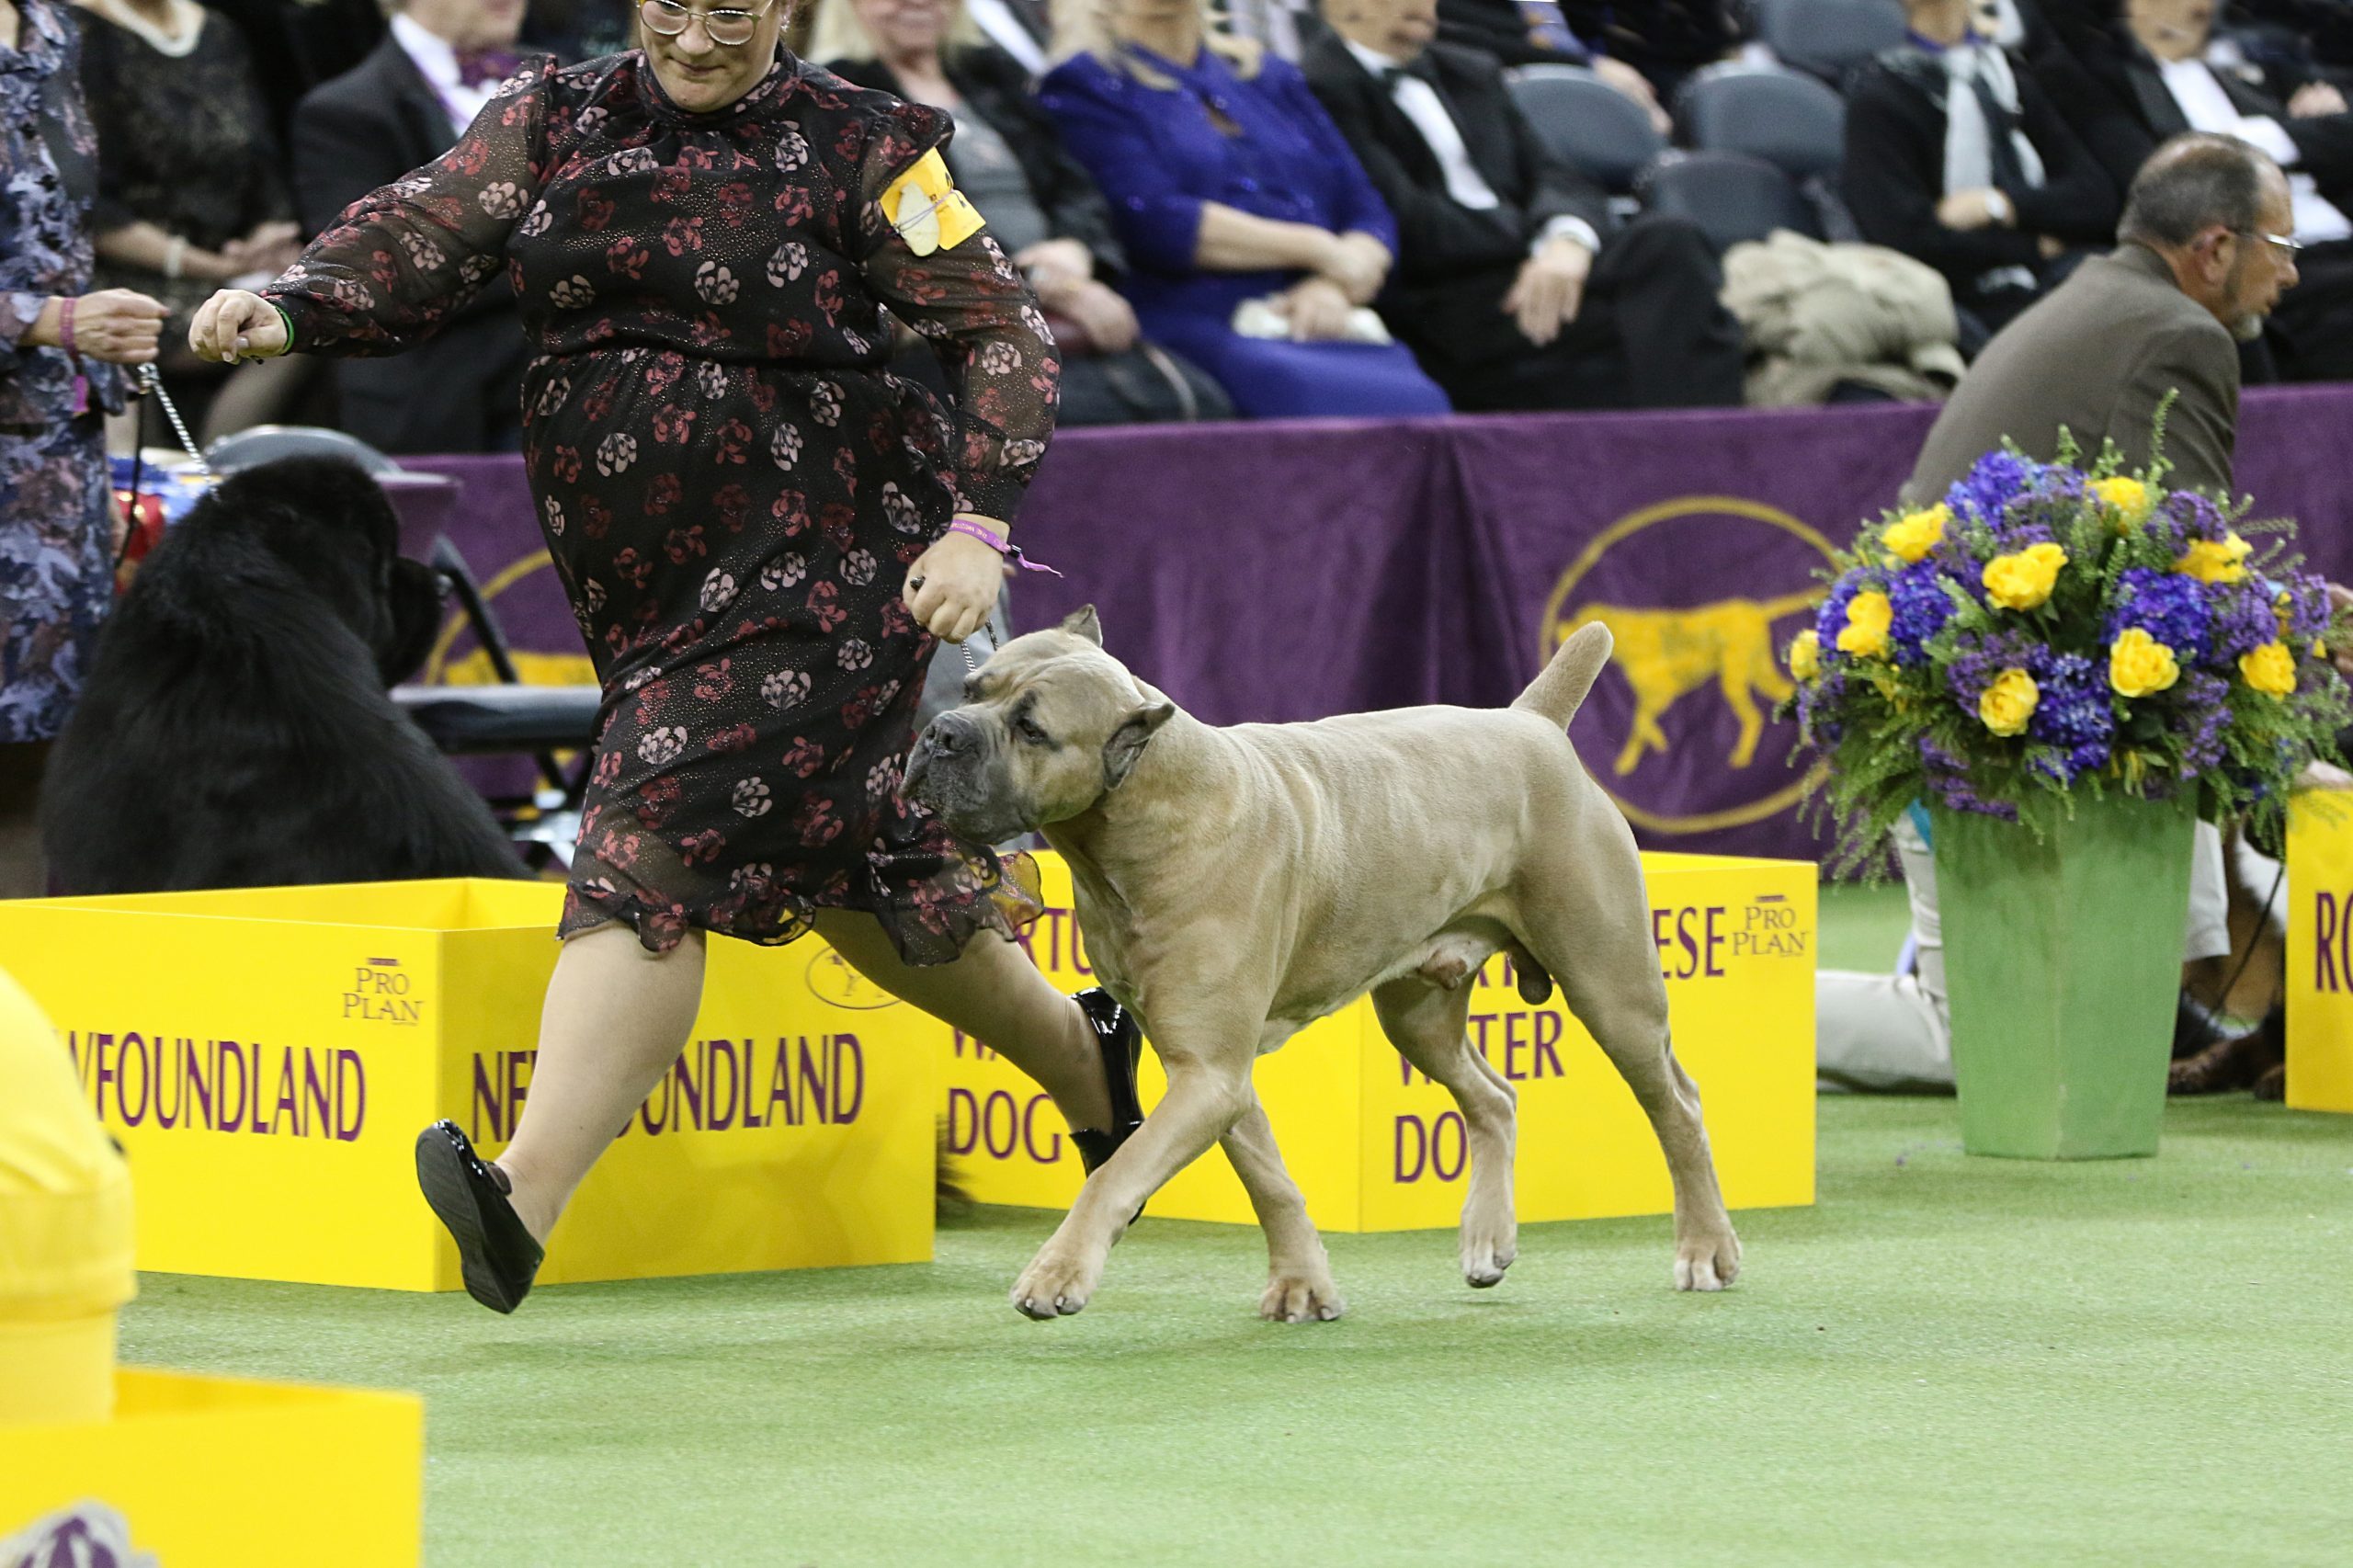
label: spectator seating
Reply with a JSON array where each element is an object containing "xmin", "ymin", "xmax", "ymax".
[
  {"xmin": 1677, "ymin": 63, "xmax": 1846, "ymax": 180},
  {"xmin": 1749, "ymin": 0, "xmax": 1904, "ymax": 85},
  {"xmin": 1638, "ymin": 151, "xmax": 1825, "ymax": 253},
  {"xmin": 1507, "ymin": 63, "xmax": 1667, "ymax": 194}
]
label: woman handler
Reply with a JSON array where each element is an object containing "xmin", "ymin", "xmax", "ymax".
[{"xmin": 190, "ymin": 0, "xmax": 1140, "ymax": 1313}]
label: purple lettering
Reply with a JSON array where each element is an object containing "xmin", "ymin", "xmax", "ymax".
[
  {"xmin": 154, "ymin": 1039, "xmax": 185, "ymax": 1130},
  {"xmin": 1020, "ymin": 1093, "xmax": 1062, "ymax": 1163},
  {"xmin": 1503, "ymin": 1012, "xmax": 1529, "ymax": 1081},
  {"xmin": 2323, "ymin": 892, "xmax": 2342, "ymax": 992},
  {"xmin": 797, "ymin": 1038, "xmax": 826, "ymax": 1124},
  {"xmin": 676, "ymin": 1046, "xmax": 706, "ymax": 1130},
  {"xmin": 1533, "ymin": 1011, "xmax": 1565, "ymax": 1078},
  {"xmin": 94, "ymin": 1033, "xmax": 116, "ymax": 1119},
  {"xmin": 640, "ymin": 1069, "xmax": 676, "ymax": 1135},
  {"xmin": 218, "ymin": 1041, "xmax": 246, "ymax": 1133},
  {"xmin": 117, "ymin": 1033, "xmax": 150, "ymax": 1127},
  {"xmin": 764, "ymin": 1042, "xmax": 794, "ymax": 1127},
  {"xmin": 188, "ymin": 1040, "xmax": 214, "ymax": 1127},
  {"xmin": 472, "ymin": 1055, "xmax": 504, "ymax": 1142},
  {"xmin": 830, "ymin": 1034, "xmax": 863, "ymax": 1123},
  {"xmin": 947, "ymin": 1086, "xmax": 979, "ymax": 1154},
  {"xmin": 983, "ymin": 1089, "xmax": 1017, "ymax": 1158},
  {"xmin": 272, "ymin": 1049, "xmax": 300, "ymax": 1136},
  {"xmin": 1430, "ymin": 1110, "xmax": 1467, "ymax": 1182},
  {"xmin": 335, "ymin": 1050, "xmax": 366, "ymax": 1142},
  {"xmin": 1393, "ymin": 1115, "xmax": 1427, "ymax": 1183},
  {"xmin": 708, "ymin": 1040, "xmax": 739, "ymax": 1131},
  {"xmin": 302, "ymin": 1051, "xmax": 331, "ymax": 1138},
  {"xmin": 1704, "ymin": 905, "xmax": 1727, "ymax": 978}
]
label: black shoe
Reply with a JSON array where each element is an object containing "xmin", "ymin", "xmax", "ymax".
[
  {"xmin": 415, "ymin": 1119, "xmax": 543, "ymax": 1314},
  {"xmin": 1067, "ymin": 988, "xmax": 1143, "ymax": 1175}
]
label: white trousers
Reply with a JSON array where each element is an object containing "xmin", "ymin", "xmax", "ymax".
[{"xmin": 1816, "ymin": 815, "xmax": 2231, "ymax": 1091}]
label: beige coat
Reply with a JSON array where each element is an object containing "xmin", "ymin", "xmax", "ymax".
[{"xmin": 1722, "ymin": 230, "xmax": 1968, "ymax": 406}]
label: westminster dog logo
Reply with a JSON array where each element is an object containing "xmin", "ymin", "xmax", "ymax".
[{"xmin": 1564, "ymin": 590, "xmax": 1821, "ymax": 777}]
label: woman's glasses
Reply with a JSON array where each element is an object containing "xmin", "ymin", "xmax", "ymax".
[{"xmin": 639, "ymin": 0, "xmax": 778, "ymax": 47}]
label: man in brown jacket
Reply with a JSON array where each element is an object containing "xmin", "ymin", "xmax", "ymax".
[
  {"xmin": 1823, "ymin": 132, "xmax": 2300, "ymax": 1092},
  {"xmin": 1904, "ymin": 131, "xmax": 2301, "ymax": 506}
]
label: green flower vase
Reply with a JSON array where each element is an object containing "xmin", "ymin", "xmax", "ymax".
[{"xmin": 1930, "ymin": 795, "xmax": 2196, "ymax": 1159}]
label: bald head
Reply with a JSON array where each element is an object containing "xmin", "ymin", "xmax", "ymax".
[{"xmin": 2119, "ymin": 133, "xmax": 2299, "ymax": 340}]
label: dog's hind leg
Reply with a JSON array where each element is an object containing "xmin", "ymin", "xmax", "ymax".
[
  {"xmin": 1221, "ymin": 1092, "xmax": 1343, "ymax": 1323},
  {"xmin": 1371, "ymin": 977, "xmax": 1518, "ymax": 1289},
  {"xmin": 1517, "ymin": 858, "xmax": 1742, "ymax": 1291}
]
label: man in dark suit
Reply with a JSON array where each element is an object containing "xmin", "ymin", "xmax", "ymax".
[
  {"xmin": 1905, "ymin": 131, "xmax": 2298, "ymax": 504},
  {"xmin": 2028, "ymin": 0, "xmax": 2353, "ymax": 378},
  {"xmin": 1305, "ymin": 0, "xmax": 1744, "ymax": 410},
  {"xmin": 289, "ymin": 0, "xmax": 530, "ymax": 453}
]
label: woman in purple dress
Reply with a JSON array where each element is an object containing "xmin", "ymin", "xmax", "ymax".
[
  {"xmin": 1039, "ymin": 0, "xmax": 1451, "ymax": 418},
  {"xmin": 0, "ymin": 0, "xmax": 167, "ymax": 896},
  {"xmin": 192, "ymin": 0, "xmax": 1141, "ymax": 1313}
]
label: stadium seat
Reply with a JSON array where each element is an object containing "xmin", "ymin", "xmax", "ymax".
[
  {"xmin": 1507, "ymin": 64, "xmax": 1666, "ymax": 194},
  {"xmin": 1677, "ymin": 64, "xmax": 1847, "ymax": 181},
  {"xmin": 203, "ymin": 424, "xmax": 404, "ymax": 476},
  {"xmin": 1750, "ymin": 0, "xmax": 1905, "ymax": 85},
  {"xmin": 1637, "ymin": 152, "xmax": 1824, "ymax": 254}
]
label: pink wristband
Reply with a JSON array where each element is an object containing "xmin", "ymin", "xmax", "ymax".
[
  {"xmin": 59, "ymin": 297, "xmax": 76, "ymax": 358},
  {"xmin": 949, "ymin": 517, "xmax": 1063, "ymax": 577}
]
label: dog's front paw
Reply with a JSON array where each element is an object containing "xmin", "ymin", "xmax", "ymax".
[
  {"xmin": 1673, "ymin": 1224, "xmax": 1742, "ymax": 1292},
  {"xmin": 1259, "ymin": 1270, "xmax": 1345, "ymax": 1324},
  {"xmin": 1010, "ymin": 1247, "xmax": 1100, "ymax": 1321}
]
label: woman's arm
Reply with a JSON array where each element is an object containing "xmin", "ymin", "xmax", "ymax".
[
  {"xmin": 94, "ymin": 221, "xmax": 244, "ymax": 284},
  {"xmin": 256, "ymin": 63, "xmax": 554, "ymax": 358}
]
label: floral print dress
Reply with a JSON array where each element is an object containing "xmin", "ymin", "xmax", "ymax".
[
  {"xmin": 267, "ymin": 51, "xmax": 1059, "ymax": 958},
  {"xmin": 0, "ymin": 0, "xmax": 126, "ymax": 744}
]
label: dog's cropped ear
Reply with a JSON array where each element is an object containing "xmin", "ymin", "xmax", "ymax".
[
  {"xmin": 1059, "ymin": 606, "xmax": 1103, "ymax": 646},
  {"xmin": 1101, "ymin": 700, "xmax": 1176, "ymax": 790}
]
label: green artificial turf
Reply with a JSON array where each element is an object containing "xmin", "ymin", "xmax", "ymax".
[{"xmin": 117, "ymin": 885, "xmax": 2353, "ymax": 1567}]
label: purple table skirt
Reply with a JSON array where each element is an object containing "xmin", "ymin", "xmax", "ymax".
[{"xmin": 409, "ymin": 385, "xmax": 2353, "ymax": 861}]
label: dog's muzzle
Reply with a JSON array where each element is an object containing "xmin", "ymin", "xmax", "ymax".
[{"xmin": 903, "ymin": 710, "xmax": 981, "ymax": 807}]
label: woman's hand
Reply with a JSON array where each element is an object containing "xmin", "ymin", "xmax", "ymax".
[
  {"xmin": 188, "ymin": 290, "xmax": 290, "ymax": 364},
  {"xmin": 223, "ymin": 220, "xmax": 303, "ymax": 278},
  {"xmin": 34, "ymin": 290, "xmax": 168, "ymax": 364},
  {"xmin": 1317, "ymin": 231, "xmax": 1391, "ymax": 305},
  {"xmin": 1042, "ymin": 278, "xmax": 1140, "ymax": 354},
  {"xmin": 1014, "ymin": 237, "xmax": 1094, "ymax": 295},
  {"xmin": 1278, "ymin": 277, "xmax": 1356, "ymax": 342},
  {"xmin": 904, "ymin": 525, "xmax": 1006, "ymax": 643}
]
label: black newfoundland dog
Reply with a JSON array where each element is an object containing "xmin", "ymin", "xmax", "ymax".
[{"xmin": 44, "ymin": 457, "xmax": 526, "ymax": 892}]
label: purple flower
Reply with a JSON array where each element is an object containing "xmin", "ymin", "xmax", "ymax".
[
  {"xmin": 1798, "ymin": 662, "xmax": 1847, "ymax": 743},
  {"xmin": 2209, "ymin": 580, "xmax": 2279, "ymax": 661},
  {"xmin": 2177, "ymin": 671, "xmax": 2232, "ymax": 779},
  {"xmin": 1942, "ymin": 628, "xmax": 2044, "ymax": 710},
  {"xmin": 2026, "ymin": 652, "xmax": 2114, "ymax": 783},
  {"xmin": 2276, "ymin": 571, "xmax": 2333, "ymax": 642},
  {"xmin": 1887, "ymin": 562, "xmax": 1954, "ymax": 665},
  {"xmin": 1946, "ymin": 449, "xmax": 2039, "ymax": 526},
  {"xmin": 2108, "ymin": 567, "xmax": 2212, "ymax": 662},
  {"xmin": 2165, "ymin": 489, "xmax": 2231, "ymax": 544},
  {"xmin": 1918, "ymin": 734, "xmax": 2018, "ymax": 819}
]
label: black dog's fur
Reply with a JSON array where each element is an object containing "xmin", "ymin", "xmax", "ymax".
[{"xmin": 43, "ymin": 457, "xmax": 526, "ymax": 892}]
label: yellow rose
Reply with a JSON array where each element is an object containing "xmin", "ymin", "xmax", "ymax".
[
  {"xmin": 2175, "ymin": 532, "xmax": 2251, "ymax": 585},
  {"xmin": 1881, "ymin": 504, "xmax": 1949, "ymax": 565},
  {"xmin": 1835, "ymin": 590, "xmax": 1893, "ymax": 658},
  {"xmin": 1978, "ymin": 666, "xmax": 2040, "ymax": 737},
  {"xmin": 1982, "ymin": 541, "xmax": 2068, "ymax": 611},
  {"xmin": 2240, "ymin": 641, "xmax": 2298, "ymax": 698},
  {"xmin": 2109, "ymin": 627, "xmax": 2182, "ymax": 698},
  {"xmin": 1788, "ymin": 629, "xmax": 1822, "ymax": 682},
  {"xmin": 2094, "ymin": 476, "xmax": 2154, "ymax": 528}
]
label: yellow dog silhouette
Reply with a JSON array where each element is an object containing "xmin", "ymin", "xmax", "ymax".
[{"xmin": 1565, "ymin": 591, "xmax": 1820, "ymax": 776}]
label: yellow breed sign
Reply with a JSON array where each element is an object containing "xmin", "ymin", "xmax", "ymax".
[
  {"xmin": 0, "ymin": 881, "xmax": 937, "ymax": 1290},
  {"xmin": 0, "ymin": 1370, "xmax": 422, "ymax": 1568},
  {"xmin": 945, "ymin": 851, "xmax": 1816, "ymax": 1229},
  {"xmin": 2284, "ymin": 797, "xmax": 2353, "ymax": 1111}
]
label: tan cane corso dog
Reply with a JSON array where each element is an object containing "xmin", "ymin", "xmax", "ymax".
[{"xmin": 902, "ymin": 608, "xmax": 1742, "ymax": 1323}]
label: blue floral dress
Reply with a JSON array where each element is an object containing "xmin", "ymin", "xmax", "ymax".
[{"xmin": 0, "ymin": 0, "xmax": 125, "ymax": 744}]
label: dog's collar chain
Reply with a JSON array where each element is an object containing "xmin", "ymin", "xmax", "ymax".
[{"xmin": 138, "ymin": 363, "xmax": 212, "ymax": 478}]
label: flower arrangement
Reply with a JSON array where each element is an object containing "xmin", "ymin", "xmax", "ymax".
[{"xmin": 1788, "ymin": 426, "xmax": 2350, "ymax": 869}]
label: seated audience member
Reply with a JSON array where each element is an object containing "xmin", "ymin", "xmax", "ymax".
[
  {"xmin": 1844, "ymin": 0, "xmax": 2120, "ymax": 340},
  {"xmin": 812, "ymin": 0, "xmax": 1230, "ymax": 423},
  {"xmin": 1432, "ymin": 0, "xmax": 1674, "ymax": 130},
  {"xmin": 2040, "ymin": 0, "xmax": 2353, "ymax": 380},
  {"xmin": 288, "ymin": 0, "xmax": 530, "ymax": 452},
  {"xmin": 519, "ymin": 0, "xmax": 636, "ymax": 61},
  {"xmin": 1305, "ymin": 0, "xmax": 1745, "ymax": 410},
  {"xmin": 78, "ymin": 0, "xmax": 313, "ymax": 443},
  {"xmin": 1040, "ymin": 0, "xmax": 1453, "ymax": 418}
]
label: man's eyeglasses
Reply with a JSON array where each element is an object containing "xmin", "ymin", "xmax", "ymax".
[
  {"xmin": 640, "ymin": 0, "xmax": 778, "ymax": 47},
  {"xmin": 2235, "ymin": 228, "xmax": 2304, "ymax": 258}
]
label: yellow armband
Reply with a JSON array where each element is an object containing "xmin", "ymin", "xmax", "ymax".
[{"xmin": 880, "ymin": 150, "xmax": 985, "ymax": 256}]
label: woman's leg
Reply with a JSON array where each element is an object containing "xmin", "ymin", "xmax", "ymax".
[
  {"xmin": 812, "ymin": 911, "xmax": 1115, "ymax": 1132},
  {"xmin": 0, "ymin": 742, "xmax": 50, "ymax": 898},
  {"xmin": 493, "ymin": 922, "xmax": 709, "ymax": 1241},
  {"xmin": 198, "ymin": 355, "xmax": 315, "ymax": 445}
]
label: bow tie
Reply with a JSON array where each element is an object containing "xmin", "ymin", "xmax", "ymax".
[{"xmin": 454, "ymin": 48, "xmax": 520, "ymax": 89}]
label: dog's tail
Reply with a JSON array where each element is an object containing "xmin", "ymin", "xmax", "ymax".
[{"xmin": 1512, "ymin": 622, "xmax": 1612, "ymax": 729}]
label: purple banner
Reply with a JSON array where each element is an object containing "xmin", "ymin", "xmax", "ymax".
[{"xmin": 413, "ymin": 384, "xmax": 2353, "ymax": 861}]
